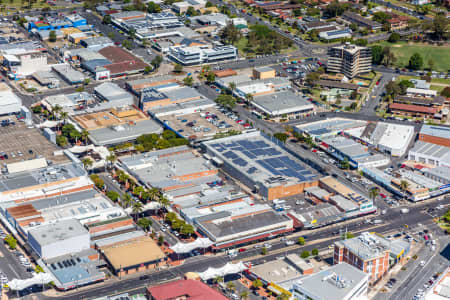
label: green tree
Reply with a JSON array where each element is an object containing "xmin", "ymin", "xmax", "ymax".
[
  {"xmin": 261, "ymin": 247, "xmax": 267, "ymax": 255},
  {"xmin": 206, "ymin": 71, "xmax": 216, "ymax": 83},
  {"xmin": 132, "ymin": 201, "xmax": 144, "ymax": 220},
  {"xmin": 400, "ymin": 180, "xmax": 409, "ymax": 192},
  {"xmin": 147, "ymin": 1, "xmax": 161, "ymax": 13},
  {"xmin": 382, "ymin": 47, "xmax": 396, "ymax": 67},
  {"xmin": 180, "ymin": 224, "xmax": 195, "ymax": 236},
  {"xmin": 226, "ymin": 281, "xmax": 235, "ymax": 292},
  {"xmin": 4, "ymin": 235, "xmax": 16, "ymax": 249},
  {"xmin": 409, "ymin": 53, "xmax": 423, "ymax": 70},
  {"xmin": 151, "ymin": 55, "xmax": 163, "ymax": 69},
  {"xmin": 240, "ymin": 291, "xmax": 249, "ymax": 300},
  {"xmin": 186, "ymin": 6, "xmax": 198, "ymax": 16},
  {"xmin": 369, "ymin": 187, "xmax": 379, "ymax": 201},
  {"xmin": 428, "ymin": 58, "xmax": 435, "ymax": 71},
  {"xmin": 122, "ymin": 194, "xmax": 133, "ymax": 208},
  {"xmin": 174, "ymin": 63, "xmax": 183, "ymax": 73},
  {"xmin": 158, "ymin": 235, "xmax": 164, "ymax": 245},
  {"xmin": 312, "ymin": 248, "xmax": 319, "ymax": 256},
  {"xmin": 220, "ymin": 22, "xmax": 241, "ymax": 45},
  {"xmin": 137, "ymin": 217, "xmax": 152, "ymax": 231},
  {"xmin": 35, "ymin": 265, "xmax": 44, "ymax": 273},
  {"xmin": 252, "ymin": 279, "xmax": 263, "ymax": 289},
  {"xmin": 122, "ymin": 39, "xmax": 132, "ymax": 50},
  {"xmin": 214, "ymin": 276, "xmax": 224, "ymax": 284},
  {"xmin": 340, "ymin": 157, "xmax": 350, "ymax": 170},
  {"xmin": 49, "ymin": 30, "xmax": 57, "ymax": 42},
  {"xmin": 144, "ymin": 65, "xmax": 152, "ymax": 74},
  {"xmin": 106, "ymin": 190, "xmax": 120, "ymax": 202},
  {"xmin": 371, "ymin": 45, "xmax": 384, "ymax": 65},
  {"xmin": 56, "ymin": 135, "xmax": 68, "ymax": 147},
  {"xmin": 102, "ymin": 14, "xmax": 112, "ymax": 24},
  {"xmin": 388, "ymin": 32, "xmax": 400, "ymax": 43},
  {"xmin": 215, "ymin": 94, "xmax": 236, "ymax": 109},
  {"xmin": 183, "ymin": 75, "xmax": 194, "ymax": 86},
  {"xmin": 107, "ymin": 32, "xmax": 115, "ymax": 39},
  {"xmin": 82, "ymin": 158, "xmax": 93, "ymax": 170},
  {"xmin": 298, "ymin": 236, "xmax": 305, "ymax": 245},
  {"xmin": 300, "ymin": 250, "xmax": 310, "ymax": 258},
  {"xmin": 432, "ymin": 13, "xmax": 449, "ymax": 41},
  {"xmin": 274, "ymin": 132, "xmax": 288, "ymax": 143},
  {"xmin": 342, "ymin": 232, "xmax": 356, "ymax": 239}
]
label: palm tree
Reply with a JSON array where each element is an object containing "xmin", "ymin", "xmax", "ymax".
[
  {"xmin": 81, "ymin": 158, "xmax": 93, "ymax": 170},
  {"xmin": 226, "ymin": 282, "xmax": 235, "ymax": 292},
  {"xmin": 369, "ymin": 187, "xmax": 379, "ymax": 203},
  {"xmin": 81, "ymin": 130, "xmax": 89, "ymax": 145},
  {"xmin": 148, "ymin": 187, "xmax": 160, "ymax": 202},
  {"xmin": 240, "ymin": 291, "xmax": 249, "ymax": 300},
  {"xmin": 59, "ymin": 111, "xmax": 68, "ymax": 124},
  {"xmin": 106, "ymin": 154, "xmax": 117, "ymax": 170},
  {"xmin": 400, "ymin": 180, "xmax": 409, "ymax": 200},
  {"xmin": 52, "ymin": 104, "xmax": 62, "ymax": 120},
  {"xmin": 158, "ymin": 195, "xmax": 170, "ymax": 213},
  {"xmin": 131, "ymin": 201, "xmax": 144, "ymax": 221},
  {"xmin": 244, "ymin": 93, "xmax": 253, "ymax": 105},
  {"xmin": 213, "ymin": 276, "xmax": 224, "ymax": 284},
  {"xmin": 122, "ymin": 194, "xmax": 133, "ymax": 208},
  {"xmin": 228, "ymin": 82, "xmax": 236, "ymax": 94}
]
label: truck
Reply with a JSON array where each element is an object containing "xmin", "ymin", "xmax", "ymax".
[{"xmin": 401, "ymin": 208, "xmax": 410, "ymax": 214}]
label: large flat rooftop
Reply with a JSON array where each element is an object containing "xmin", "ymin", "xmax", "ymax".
[
  {"xmin": 295, "ymin": 118, "xmax": 367, "ymax": 138},
  {"xmin": 120, "ymin": 146, "xmax": 218, "ymax": 190},
  {"xmin": 420, "ymin": 125, "xmax": 450, "ymax": 140},
  {"xmin": 203, "ymin": 131, "xmax": 318, "ymax": 188}
]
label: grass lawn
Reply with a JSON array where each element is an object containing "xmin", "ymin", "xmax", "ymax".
[{"xmin": 377, "ymin": 42, "xmax": 450, "ymax": 72}]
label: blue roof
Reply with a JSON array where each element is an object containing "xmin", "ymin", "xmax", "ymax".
[{"xmin": 81, "ymin": 59, "xmax": 111, "ymax": 73}]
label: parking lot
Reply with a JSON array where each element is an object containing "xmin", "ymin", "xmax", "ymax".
[
  {"xmin": 0, "ymin": 116, "xmax": 68, "ymax": 165},
  {"xmin": 164, "ymin": 107, "xmax": 246, "ymax": 141}
]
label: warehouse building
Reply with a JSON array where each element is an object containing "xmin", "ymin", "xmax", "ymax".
[
  {"xmin": 3, "ymin": 52, "xmax": 50, "ymax": 79},
  {"xmin": 0, "ymin": 163, "xmax": 92, "ymax": 203},
  {"xmin": 126, "ymin": 75, "xmax": 178, "ymax": 95},
  {"xmin": 295, "ymin": 118, "xmax": 367, "ymax": 139},
  {"xmin": 94, "ymin": 82, "xmax": 134, "ymax": 106},
  {"xmin": 422, "ymin": 166, "xmax": 450, "ymax": 185},
  {"xmin": 419, "ymin": 125, "xmax": 450, "ymax": 147},
  {"xmin": 120, "ymin": 146, "xmax": 219, "ymax": 195},
  {"xmin": 364, "ymin": 122, "xmax": 414, "ymax": 157},
  {"xmin": 251, "ymin": 91, "xmax": 314, "ymax": 120},
  {"xmin": 28, "ymin": 219, "xmax": 90, "ymax": 260},
  {"xmin": 203, "ymin": 131, "xmax": 319, "ymax": 200},
  {"xmin": 408, "ymin": 141, "xmax": 450, "ymax": 168},
  {"xmin": 139, "ymin": 86, "xmax": 203, "ymax": 111},
  {"xmin": 180, "ymin": 197, "xmax": 293, "ymax": 248},
  {"xmin": 52, "ymin": 64, "xmax": 86, "ymax": 85},
  {"xmin": 0, "ymin": 86, "xmax": 22, "ymax": 115}
]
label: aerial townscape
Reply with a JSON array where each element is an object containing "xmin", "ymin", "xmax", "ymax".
[{"xmin": 0, "ymin": 0, "xmax": 447, "ymax": 299}]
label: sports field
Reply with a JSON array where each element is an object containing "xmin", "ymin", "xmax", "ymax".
[{"xmin": 378, "ymin": 42, "xmax": 450, "ymax": 72}]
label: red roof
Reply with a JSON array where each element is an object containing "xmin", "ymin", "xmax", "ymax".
[
  {"xmin": 147, "ymin": 279, "xmax": 229, "ymax": 300},
  {"xmin": 389, "ymin": 103, "xmax": 437, "ymax": 114},
  {"xmin": 98, "ymin": 46, "xmax": 148, "ymax": 75}
]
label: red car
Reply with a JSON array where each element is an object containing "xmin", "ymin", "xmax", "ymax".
[
  {"xmin": 380, "ymin": 193, "xmax": 387, "ymax": 199},
  {"xmin": 239, "ymin": 248, "xmax": 246, "ymax": 252},
  {"xmin": 376, "ymin": 81, "xmax": 380, "ymax": 85}
]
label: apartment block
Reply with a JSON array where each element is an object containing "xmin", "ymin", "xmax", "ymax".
[{"xmin": 327, "ymin": 44, "xmax": 372, "ymax": 78}]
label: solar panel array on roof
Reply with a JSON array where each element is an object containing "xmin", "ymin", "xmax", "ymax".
[{"xmin": 209, "ymin": 137, "xmax": 315, "ymax": 182}]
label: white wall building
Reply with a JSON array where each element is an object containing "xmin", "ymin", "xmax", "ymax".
[
  {"xmin": 168, "ymin": 45, "xmax": 237, "ymax": 65},
  {"xmin": 3, "ymin": 53, "xmax": 50, "ymax": 79},
  {"xmin": 27, "ymin": 219, "xmax": 90, "ymax": 259},
  {"xmin": 292, "ymin": 262, "xmax": 369, "ymax": 300},
  {"xmin": 375, "ymin": 123, "xmax": 415, "ymax": 157}
]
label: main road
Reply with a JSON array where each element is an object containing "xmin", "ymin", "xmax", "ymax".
[{"xmin": 31, "ymin": 197, "xmax": 448, "ymax": 300}]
